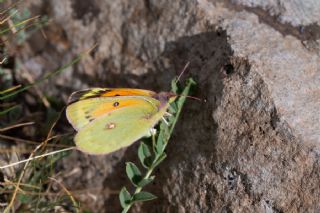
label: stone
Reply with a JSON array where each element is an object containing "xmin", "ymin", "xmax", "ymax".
[{"xmin": 6, "ymin": 0, "xmax": 320, "ymax": 212}]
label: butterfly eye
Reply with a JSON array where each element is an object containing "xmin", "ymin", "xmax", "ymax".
[{"xmin": 113, "ymin": 102, "xmax": 120, "ymax": 107}]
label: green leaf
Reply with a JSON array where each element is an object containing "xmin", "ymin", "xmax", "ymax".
[
  {"xmin": 155, "ymin": 132, "xmax": 165, "ymax": 154},
  {"xmin": 138, "ymin": 142, "xmax": 152, "ymax": 168},
  {"xmin": 156, "ymin": 122, "xmax": 170, "ymax": 154},
  {"xmin": 171, "ymin": 78, "xmax": 179, "ymax": 94},
  {"xmin": 119, "ymin": 187, "xmax": 131, "ymax": 208},
  {"xmin": 169, "ymin": 102, "xmax": 178, "ymax": 114},
  {"xmin": 153, "ymin": 153, "xmax": 167, "ymax": 168},
  {"xmin": 126, "ymin": 162, "xmax": 142, "ymax": 186},
  {"xmin": 132, "ymin": 191, "xmax": 157, "ymax": 202},
  {"xmin": 18, "ymin": 194, "xmax": 32, "ymax": 204},
  {"xmin": 187, "ymin": 77, "xmax": 197, "ymax": 86},
  {"xmin": 137, "ymin": 177, "xmax": 154, "ymax": 188}
]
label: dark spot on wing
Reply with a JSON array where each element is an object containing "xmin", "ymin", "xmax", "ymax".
[
  {"xmin": 113, "ymin": 102, "xmax": 119, "ymax": 107},
  {"xmin": 144, "ymin": 113, "xmax": 152, "ymax": 120},
  {"xmin": 68, "ymin": 89, "xmax": 112, "ymax": 104},
  {"xmin": 85, "ymin": 89, "xmax": 112, "ymax": 99}
]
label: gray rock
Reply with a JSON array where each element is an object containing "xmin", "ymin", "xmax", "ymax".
[{"xmin": 11, "ymin": 0, "xmax": 320, "ymax": 212}]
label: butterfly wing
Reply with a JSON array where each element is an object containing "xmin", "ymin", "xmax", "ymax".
[
  {"xmin": 66, "ymin": 96, "xmax": 159, "ymax": 130},
  {"xmin": 68, "ymin": 88, "xmax": 156, "ymax": 104},
  {"xmin": 74, "ymin": 104, "xmax": 160, "ymax": 155}
]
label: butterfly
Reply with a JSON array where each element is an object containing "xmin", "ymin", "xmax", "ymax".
[{"xmin": 66, "ymin": 88, "xmax": 176, "ymax": 155}]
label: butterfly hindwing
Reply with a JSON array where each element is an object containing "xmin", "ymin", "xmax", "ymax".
[{"xmin": 74, "ymin": 104, "xmax": 159, "ymax": 155}]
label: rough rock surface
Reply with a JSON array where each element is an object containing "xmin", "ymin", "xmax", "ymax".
[{"xmin": 10, "ymin": 0, "xmax": 320, "ymax": 212}]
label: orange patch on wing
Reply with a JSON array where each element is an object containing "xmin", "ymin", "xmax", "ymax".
[
  {"xmin": 100, "ymin": 89, "xmax": 155, "ymax": 97},
  {"xmin": 92, "ymin": 99, "xmax": 149, "ymax": 117}
]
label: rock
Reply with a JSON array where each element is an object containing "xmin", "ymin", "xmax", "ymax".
[{"xmin": 10, "ymin": 0, "xmax": 320, "ymax": 212}]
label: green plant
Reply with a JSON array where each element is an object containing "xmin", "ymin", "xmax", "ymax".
[{"xmin": 119, "ymin": 78, "xmax": 196, "ymax": 212}]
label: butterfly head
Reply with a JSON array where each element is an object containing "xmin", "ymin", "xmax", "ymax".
[{"xmin": 153, "ymin": 92, "xmax": 176, "ymax": 108}]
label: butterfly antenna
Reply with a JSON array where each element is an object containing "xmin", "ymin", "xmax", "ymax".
[
  {"xmin": 176, "ymin": 61, "xmax": 190, "ymax": 83},
  {"xmin": 177, "ymin": 94, "xmax": 206, "ymax": 102}
]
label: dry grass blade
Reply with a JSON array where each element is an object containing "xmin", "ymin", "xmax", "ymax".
[
  {"xmin": 1, "ymin": 15, "xmax": 40, "ymax": 35},
  {"xmin": 49, "ymin": 177, "xmax": 79, "ymax": 212},
  {"xmin": 0, "ymin": 57, "xmax": 7, "ymax": 64},
  {"xmin": 0, "ymin": 9, "xmax": 18, "ymax": 25},
  {"xmin": 0, "ymin": 147, "xmax": 35, "ymax": 154},
  {"xmin": 0, "ymin": 181, "xmax": 41, "ymax": 190},
  {"xmin": 176, "ymin": 61, "xmax": 190, "ymax": 83},
  {"xmin": 0, "ymin": 105, "xmax": 19, "ymax": 115},
  {"xmin": 0, "ymin": 147, "xmax": 75, "ymax": 169},
  {"xmin": 0, "ymin": 85, "xmax": 21, "ymax": 95},
  {"xmin": 0, "ymin": 0, "xmax": 23, "ymax": 15},
  {"xmin": 0, "ymin": 133, "xmax": 72, "ymax": 148},
  {"xmin": 3, "ymin": 107, "xmax": 69, "ymax": 212},
  {"xmin": 0, "ymin": 122, "xmax": 34, "ymax": 132},
  {"xmin": 1, "ymin": 187, "xmax": 118, "ymax": 196}
]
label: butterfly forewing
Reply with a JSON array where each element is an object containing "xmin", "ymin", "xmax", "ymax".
[
  {"xmin": 68, "ymin": 88, "xmax": 156, "ymax": 104},
  {"xmin": 66, "ymin": 96, "xmax": 160, "ymax": 130}
]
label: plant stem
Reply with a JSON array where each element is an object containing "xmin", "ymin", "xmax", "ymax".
[
  {"xmin": 169, "ymin": 79, "xmax": 194, "ymax": 136},
  {"xmin": 122, "ymin": 137, "xmax": 157, "ymax": 213},
  {"xmin": 121, "ymin": 78, "xmax": 195, "ymax": 213}
]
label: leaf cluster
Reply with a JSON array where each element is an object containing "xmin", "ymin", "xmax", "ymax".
[{"xmin": 119, "ymin": 78, "xmax": 196, "ymax": 213}]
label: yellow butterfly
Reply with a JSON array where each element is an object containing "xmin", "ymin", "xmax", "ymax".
[{"xmin": 66, "ymin": 88, "xmax": 176, "ymax": 155}]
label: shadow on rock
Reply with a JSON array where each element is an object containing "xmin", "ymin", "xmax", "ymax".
[{"xmin": 102, "ymin": 30, "xmax": 233, "ymax": 212}]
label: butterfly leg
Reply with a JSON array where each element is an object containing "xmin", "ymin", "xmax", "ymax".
[
  {"xmin": 149, "ymin": 128, "xmax": 157, "ymax": 149},
  {"xmin": 149, "ymin": 128, "xmax": 157, "ymax": 136},
  {"xmin": 164, "ymin": 112, "xmax": 173, "ymax": 117},
  {"xmin": 144, "ymin": 128, "xmax": 157, "ymax": 138},
  {"xmin": 161, "ymin": 117, "xmax": 169, "ymax": 125}
]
